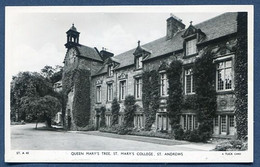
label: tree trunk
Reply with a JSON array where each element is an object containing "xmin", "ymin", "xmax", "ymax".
[
  {"xmin": 35, "ymin": 120, "xmax": 38, "ymax": 129},
  {"xmin": 45, "ymin": 117, "xmax": 52, "ymax": 128}
]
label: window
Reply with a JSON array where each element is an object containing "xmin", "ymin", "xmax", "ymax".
[
  {"xmin": 134, "ymin": 114, "xmax": 144, "ymax": 129},
  {"xmin": 186, "ymin": 39, "xmax": 197, "ymax": 56},
  {"xmin": 216, "ymin": 60, "xmax": 232, "ymax": 91},
  {"xmin": 185, "ymin": 68, "xmax": 195, "ymax": 94},
  {"xmin": 229, "ymin": 115, "xmax": 235, "ymax": 127},
  {"xmin": 136, "ymin": 56, "xmax": 143, "ymax": 69},
  {"xmin": 107, "ymin": 83, "xmax": 113, "ymax": 102},
  {"xmin": 96, "ymin": 86, "xmax": 101, "ymax": 103},
  {"xmin": 188, "ymin": 115, "xmax": 192, "ymax": 130},
  {"xmin": 221, "ymin": 116, "xmax": 227, "ymax": 133},
  {"xmin": 135, "ymin": 78, "xmax": 142, "ymax": 99},
  {"xmin": 108, "ymin": 65, "xmax": 114, "ymax": 77},
  {"xmin": 160, "ymin": 73, "xmax": 168, "ymax": 96},
  {"xmin": 214, "ymin": 117, "xmax": 219, "ymax": 126},
  {"xmin": 182, "ymin": 114, "xmax": 198, "ymax": 131},
  {"xmin": 119, "ymin": 80, "xmax": 126, "ymax": 100}
]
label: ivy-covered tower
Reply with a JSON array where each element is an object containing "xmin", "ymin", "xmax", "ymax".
[{"xmin": 62, "ymin": 24, "xmax": 104, "ymax": 130}]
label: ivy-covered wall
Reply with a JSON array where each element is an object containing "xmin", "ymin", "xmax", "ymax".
[
  {"xmin": 193, "ymin": 46, "xmax": 217, "ymax": 141},
  {"xmin": 142, "ymin": 70, "xmax": 160, "ymax": 131},
  {"xmin": 62, "ymin": 68, "xmax": 91, "ymax": 130},
  {"xmin": 62, "ymin": 47, "xmax": 102, "ymax": 130},
  {"xmin": 91, "ymin": 65, "xmax": 143, "ymax": 128},
  {"xmin": 235, "ymin": 12, "xmax": 248, "ymax": 140},
  {"xmin": 166, "ymin": 60, "xmax": 183, "ymax": 130}
]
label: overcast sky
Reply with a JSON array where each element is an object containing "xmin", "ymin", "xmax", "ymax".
[{"xmin": 6, "ymin": 7, "xmax": 227, "ymax": 79}]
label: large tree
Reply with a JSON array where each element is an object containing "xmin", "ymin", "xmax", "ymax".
[
  {"xmin": 20, "ymin": 95, "xmax": 61, "ymax": 128},
  {"xmin": 41, "ymin": 65, "xmax": 63, "ymax": 84},
  {"xmin": 11, "ymin": 71, "xmax": 61, "ymax": 127}
]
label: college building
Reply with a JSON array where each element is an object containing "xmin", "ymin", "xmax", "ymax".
[{"xmin": 62, "ymin": 12, "xmax": 241, "ymax": 138}]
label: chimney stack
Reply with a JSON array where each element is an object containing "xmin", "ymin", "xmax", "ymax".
[{"xmin": 166, "ymin": 14, "xmax": 185, "ymax": 40}]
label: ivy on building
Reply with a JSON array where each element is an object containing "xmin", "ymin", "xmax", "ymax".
[
  {"xmin": 62, "ymin": 68, "xmax": 91, "ymax": 128},
  {"xmin": 235, "ymin": 12, "xmax": 248, "ymax": 140},
  {"xmin": 182, "ymin": 94, "xmax": 197, "ymax": 110},
  {"xmin": 111, "ymin": 98, "xmax": 120, "ymax": 126},
  {"xmin": 99, "ymin": 106, "xmax": 106, "ymax": 128},
  {"xmin": 193, "ymin": 47, "xmax": 217, "ymax": 142},
  {"xmin": 123, "ymin": 95, "xmax": 136, "ymax": 128},
  {"xmin": 142, "ymin": 70, "xmax": 160, "ymax": 131},
  {"xmin": 166, "ymin": 60, "xmax": 183, "ymax": 131}
]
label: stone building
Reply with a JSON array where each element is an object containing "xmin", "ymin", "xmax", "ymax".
[{"xmin": 62, "ymin": 13, "xmax": 241, "ymax": 138}]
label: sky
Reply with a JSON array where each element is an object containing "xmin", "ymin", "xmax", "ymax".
[{"xmin": 5, "ymin": 6, "xmax": 226, "ymax": 79}]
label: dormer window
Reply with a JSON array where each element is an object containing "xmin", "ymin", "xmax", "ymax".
[
  {"xmin": 108, "ymin": 65, "xmax": 114, "ymax": 77},
  {"xmin": 182, "ymin": 21, "xmax": 205, "ymax": 57},
  {"xmin": 136, "ymin": 56, "xmax": 143, "ymax": 69},
  {"xmin": 186, "ymin": 38, "xmax": 197, "ymax": 56}
]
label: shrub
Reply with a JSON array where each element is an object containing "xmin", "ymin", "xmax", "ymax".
[
  {"xmin": 117, "ymin": 126, "xmax": 132, "ymax": 135},
  {"xmin": 77, "ymin": 124, "xmax": 95, "ymax": 131},
  {"xmin": 183, "ymin": 130, "xmax": 202, "ymax": 142},
  {"xmin": 123, "ymin": 95, "xmax": 136, "ymax": 128},
  {"xmin": 99, "ymin": 124, "xmax": 132, "ymax": 135},
  {"xmin": 213, "ymin": 140, "xmax": 247, "ymax": 151},
  {"xmin": 173, "ymin": 125, "xmax": 184, "ymax": 140},
  {"xmin": 100, "ymin": 106, "xmax": 106, "ymax": 128},
  {"xmin": 129, "ymin": 130, "xmax": 173, "ymax": 139},
  {"xmin": 99, "ymin": 124, "xmax": 120, "ymax": 134},
  {"xmin": 111, "ymin": 98, "xmax": 120, "ymax": 126}
]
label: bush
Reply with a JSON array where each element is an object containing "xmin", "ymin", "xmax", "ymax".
[
  {"xmin": 99, "ymin": 124, "xmax": 120, "ymax": 134},
  {"xmin": 99, "ymin": 124, "xmax": 132, "ymax": 135},
  {"xmin": 183, "ymin": 130, "xmax": 202, "ymax": 142},
  {"xmin": 117, "ymin": 125, "xmax": 132, "ymax": 135},
  {"xmin": 123, "ymin": 95, "xmax": 136, "ymax": 128},
  {"xmin": 129, "ymin": 130, "xmax": 173, "ymax": 139},
  {"xmin": 99, "ymin": 106, "xmax": 106, "ymax": 128},
  {"xmin": 111, "ymin": 98, "xmax": 120, "ymax": 126},
  {"xmin": 213, "ymin": 140, "xmax": 247, "ymax": 151},
  {"xmin": 173, "ymin": 125, "xmax": 184, "ymax": 140},
  {"xmin": 77, "ymin": 124, "xmax": 95, "ymax": 131}
]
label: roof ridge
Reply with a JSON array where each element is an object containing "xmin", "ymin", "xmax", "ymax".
[
  {"xmin": 194, "ymin": 12, "xmax": 236, "ymax": 27},
  {"xmin": 114, "ymin": 36, "xmax": 166, "ymax": 58}
]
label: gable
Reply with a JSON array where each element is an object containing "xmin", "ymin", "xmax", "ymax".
[{"xmin": 182, "ymin": 24, "xmax": 198, "ymax": 38}]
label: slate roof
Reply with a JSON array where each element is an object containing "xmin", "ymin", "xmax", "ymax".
[
  {"xmin": 76, "ymin": 45, "xmax": 103, "ymax": 62},
  {"xmin": 93, "ymin": 12, "xmax": 237, "ymax": 76}
]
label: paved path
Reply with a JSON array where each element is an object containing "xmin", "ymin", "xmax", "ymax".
[{"xmin": 11, "ymin": 123, "xmax": 215, "ymax": 151}]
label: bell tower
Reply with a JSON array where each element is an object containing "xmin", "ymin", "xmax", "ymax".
[{"xmin": 65, "ymin": 23, "xmax": 80, "ymax": 49}]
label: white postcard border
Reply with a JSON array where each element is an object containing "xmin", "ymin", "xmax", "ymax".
[{"xmin": 5, "ymin": 5, "xmax": 254, "ymax": 163}]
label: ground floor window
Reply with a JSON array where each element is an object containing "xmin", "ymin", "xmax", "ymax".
[
  {"xmin": 181, "ymin": 114, "xmax": 198, "ymax": 131},
  {"xmin": 134, "ymin": 114, "xmax": 144, "ymax": 129},
  {"xmin": 157, "ymin": 113, "xmax": 169, "ymax": 131},
  {"xmin": 105, "ymin": 114, "xmax": 112, "ymax": 127},
  {"xmin": 213, "ymin": 114, "xmax": 236, "ymax": 135}
]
